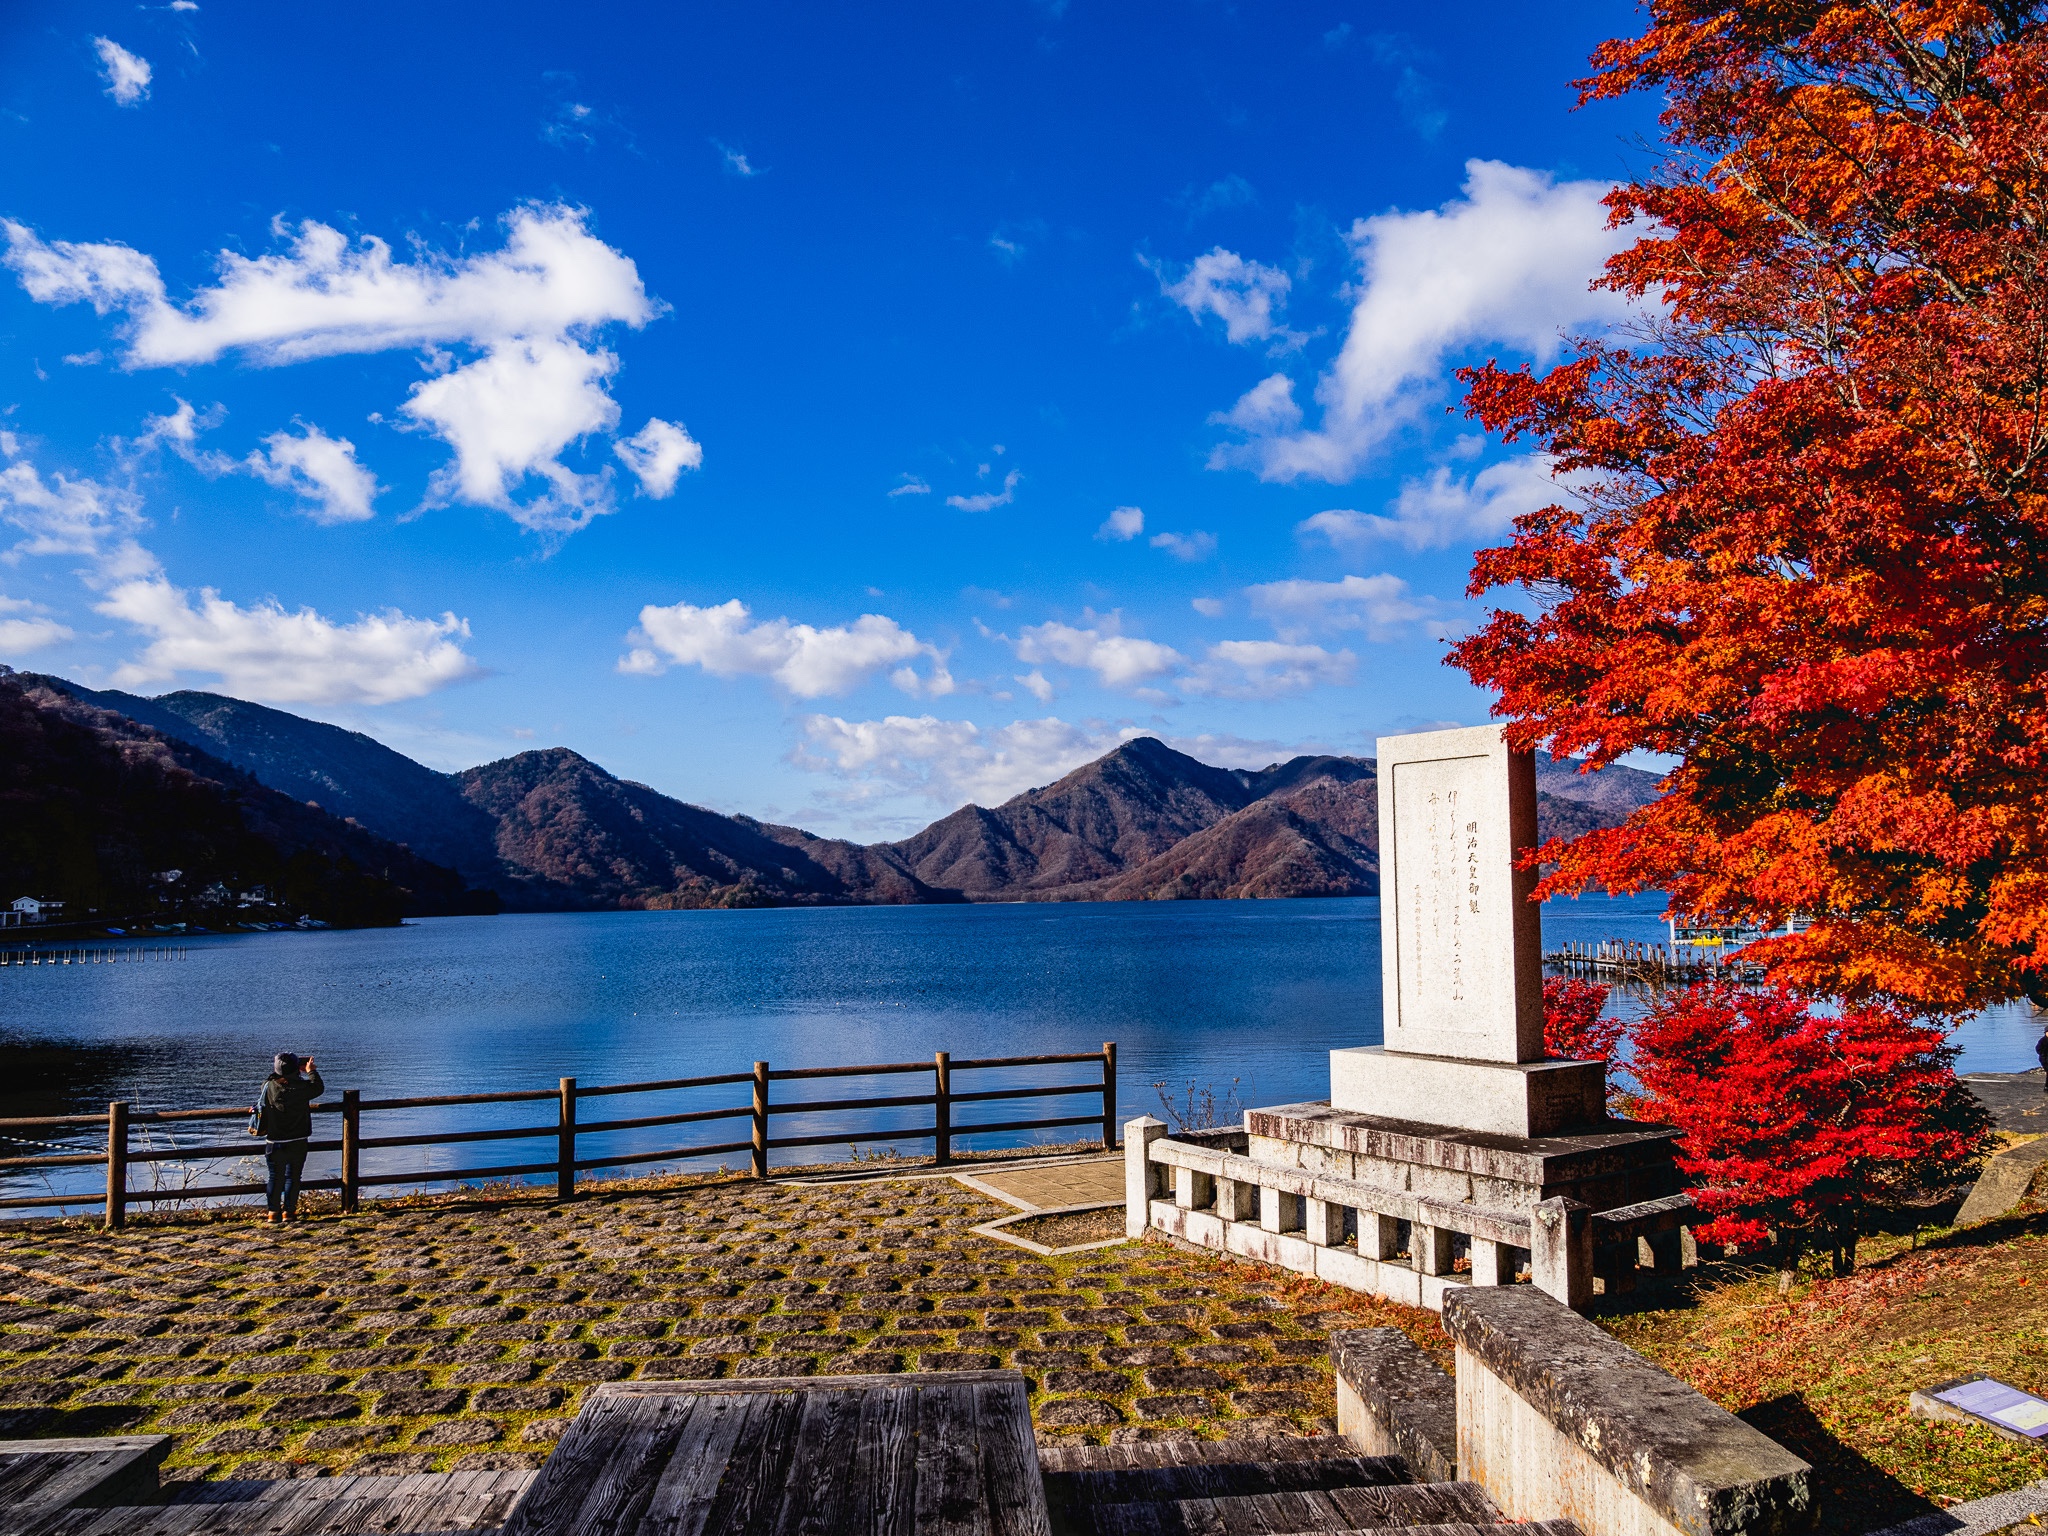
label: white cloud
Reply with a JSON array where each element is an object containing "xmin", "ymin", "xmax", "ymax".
[
  {"xmin": 2, "ymin": 204, "xmax": 666, "ymax": 534},
  {"xmin": 1150, "ymin": 529, "xmax": 1217, "ymax": 562},
  {"xmin": 93, "ymin": 38, "xmax": 151, "ymax": 105},
  {"xmin": 946, "ymin": 468, "xmax": 1020, "ymax": 513},
  {"xmin": 123, "ymin": 401, "xmax": 379, "ymax": 525},
  {"xmin": 1015, "ymin": 669, "xmax": 1055, "ymax": 703},
  {"xmin": 623, "ymin": 598, "xmax": 952, "ymax": 698},
  {"xmin": 1184, "ymin": 639, "xmax": 1355, "ymax": 698},
  {"xmin": 1209, "ymin": 161, "xmax": 1631, "ymax": 482},
  {"xmin": 1012, "ymin": 619, "xmax": 1182, "ymax": 691},
  {"xmin": 402, "ymin": 336, "xmax": 620, "ymax": 533},
  {"xmin": 125, "ymin": 397, "xmax": 226, "ymax": 469},
  {"xmin": 245, "ymin": 424, "xmax": 380, "ymax": 524},
  {"xmin": 889, "ymin": 475, "xmax": 932, "ymax": 498},
  {"xmin": 1191, "ymin": 596, "xmax": 1226, "ymax": 617},
  {"xmin": 1153, "ymin": 248, "xmax": 1301, "ymax": 349},
  {"xmin": 1245, "ymin": 573, "xmax": 1436, "ymax": 642},
  {"xmin": 99, "ymin": 577, "xmax": 479, "ymax": 704},
  {"xmin": 715, "ymin": 141, "xmax": 761, "ymax": 176},
  {"xmin": 796, "ymin": 713, "xmax": 1142, "ymax": 807},
  {"xmin": 0, "ymin": 596, "xmax": 73, "ymax": 655},
  {"xmin": 1299, "ymin": 453, "xmax": 1563, "ymax": 552},
  {"xmin": 1210, "ymin": 372, "xmax": 1301, "ymax": 435},
  {"xmin": 1097, "ymin": 505, "xmax": 1144, "ymax": 541},
  {"xmin": 612, "ymin": 417, "xmax": 703, "ymax": 498},
  {"xmin": 0, "ymin": 460, "xmax": 156, "ymax": 583}
]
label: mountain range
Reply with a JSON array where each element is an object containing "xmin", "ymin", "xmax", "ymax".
[{"xmin": 6, "ymin": 669, "xmax": 1664, "ymax": 919}]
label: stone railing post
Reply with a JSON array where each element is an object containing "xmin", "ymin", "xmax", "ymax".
[
  {"xmin": 1468, "ymin": 1236, "xmax": 1508, "ymax": 1286},
  {"xmin": 1412, "ymin": 1221, "xmax": 1454, "ymax": 1276},
  {"xmin": 1215, "ymin": 1173, "xmax": 1256, "ymax": 1222},
  {"xmin": 1359, "ymin": 1211, "xmax": 1402, "ymax": 1261},
  {"xmin": 1124, "ymin": 1116, "xmax": 1165, "ymax": 1238},
  {"xmin": 1303, "ymin": 1197, "xmax": 1344, "ymax": 1247},
  {"xmin": 1530, "ymin": 1196, "xmax": 1593, "ymax": 1309},
  {"xmin": 1259, "ymin": 1186, "xmax": 1303, "ymax": 1234}
]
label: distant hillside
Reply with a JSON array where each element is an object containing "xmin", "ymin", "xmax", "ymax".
[
  {"xmin": 1, "ymin": 674, "xmax": 491, "ymax": 927},
  {"xmin": 23, "ymin": 675, "xmax": 1667, "ymax": 912},
  {"xmin": 454, "ymin": 748, "xmax": 950, "ymax": 909},
  {"xmin": 31, "ymin": 677, "xmax": 507, "ymax": 887}
]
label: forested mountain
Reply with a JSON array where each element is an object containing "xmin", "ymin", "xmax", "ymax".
[
  {"xmin": 14, "ymin": 673, "xmax": 1666, "ymax": 913},
  {"xmin": 0, "ymin": 674, "xmax": 493, "ymax": 926}
]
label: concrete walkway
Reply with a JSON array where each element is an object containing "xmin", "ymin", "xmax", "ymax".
[
  {"xmin": 1866, "ymin": 1476, "xmax": 2048, "ymax": 1536},
  {"xmin": 1963, "ymin": 1070, "xmax": 2048, "ymax": 1134},
  {"xmin": 955, "ymin": 1156, "xmax": 1125, "ymax": 1213}
]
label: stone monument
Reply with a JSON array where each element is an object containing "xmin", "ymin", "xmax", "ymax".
[
  {"xmin": 1239, "ymin": 720, "xmax": 1683, "ymax": 1223},
  {"xmin": 1331, "ymin": 723, "xmax": 1604, "ymax": 1137}
]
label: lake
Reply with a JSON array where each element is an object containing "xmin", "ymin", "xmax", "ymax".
[{"xmin": 2, "ymin": 894, "xmax": 2039, "ymax": 1206}]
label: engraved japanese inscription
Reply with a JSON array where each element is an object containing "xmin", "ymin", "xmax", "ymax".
[{"xmin": 1384, "ymin": 745, "xmax": 1529, "ymax": 1063}]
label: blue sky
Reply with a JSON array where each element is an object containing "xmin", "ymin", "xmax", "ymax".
[{"xmin": 0, "ymin": 1, "xmax": 1655, "ymax": 837}]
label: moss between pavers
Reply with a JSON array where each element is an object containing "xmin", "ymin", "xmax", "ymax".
[{"xmin": 0, "ymin": 1168, "xmax": 1442, "ymax": 1479}]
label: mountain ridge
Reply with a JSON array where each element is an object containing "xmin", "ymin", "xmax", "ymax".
[{"xmin": 12, "ymin": 673, "xmax": 1666, "ymax": 913}]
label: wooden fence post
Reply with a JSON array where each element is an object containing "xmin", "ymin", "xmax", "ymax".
[
  {"xmin": 933, "ymin": 1052, "xmax": 951, "ymax": 1166},
  {"xmin": 1101, "ymin": 1042, "xmax": 1118, "ymax": 1149},
  {"xmin": 104, "ymin": 1102, "xmax": 128, "ymax": 1232},
  {"xmin": 340, "ymin": 1089, "xmax": 360, "ymax": 1214},
  {"xmin": 556, "ymin": 1077, "xmax": 577, "ymax": 1202},
  {"xmin": 751, "ymin": 1062, "xmax": 770, "ymax": 1179}
]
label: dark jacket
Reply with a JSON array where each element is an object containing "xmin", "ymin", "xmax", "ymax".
[
  {"xmin": 258, "ymin": 1069, "xmax": 325, "ymax": 1143},
  {"xmin": 2037, "ymin": 1033, "xmax": 2048, "ymax": 1070}
]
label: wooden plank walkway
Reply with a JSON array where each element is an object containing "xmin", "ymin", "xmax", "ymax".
[
  {"xmin": 0, "ymin": 1436, "xmax": 169, "ymax": 1535},
  {"xmin": 24, "ymin": 1468, "xmax": 534, "ymax": 1536},
  {"xmin": 499, "ymin": 1370, "xmax": 1050, "ymax": 1536}
]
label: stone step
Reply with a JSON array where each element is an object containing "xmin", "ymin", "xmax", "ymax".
[
  {"xmin": 1044, "ymin": 1454, "xmax": 1410, "ymax": 1514},
  {"xmin": 1051, "ymin": 1476, "xmax": 1503, "ymax": 1535},
  {"xmin": 1039, "ymin": 1436, "xmax": 1372, "ymax": 1474}
]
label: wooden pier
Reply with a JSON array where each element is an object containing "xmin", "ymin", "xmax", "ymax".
[
  {"xmin": 0, "ymin": 945, "xmax": 187, "ymax": 968},
  {"xmin": 1543, "ymin": 939, "xmax": 1759, "ymax": 985}
]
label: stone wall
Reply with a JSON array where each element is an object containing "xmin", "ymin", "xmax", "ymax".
[{"xmin": 1441, "ymin": 1288, "xmax": 1813, "ymax": 1536}]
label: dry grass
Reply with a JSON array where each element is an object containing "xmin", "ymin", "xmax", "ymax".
[{"xmin": 1600, "ymin": 1196, "xmax": 2048, "ymax": 1533}]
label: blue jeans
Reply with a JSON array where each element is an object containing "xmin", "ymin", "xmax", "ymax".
[{"xmin": 265, "ymin": 1142, "xmax": 308, "ymax": 1214}]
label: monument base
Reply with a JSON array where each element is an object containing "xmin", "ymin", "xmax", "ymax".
[
  {"xmin": 1331, "ymin": 1046, "xmax": 1605, "ymax": 1138},
  {"xmin": 1244, "ymin": 1100, "xmax": 1683, "ymax": 1213}
]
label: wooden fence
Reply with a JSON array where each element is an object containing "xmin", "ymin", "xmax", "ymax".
[{"xmin": 0, "ymin": 1043, "xmax": 1118, "ymax": 1229}]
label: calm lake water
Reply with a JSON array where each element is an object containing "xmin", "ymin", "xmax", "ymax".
[{"xmin": 2, "ymin": 894, "xmax": 2039, "ymax": 1206}]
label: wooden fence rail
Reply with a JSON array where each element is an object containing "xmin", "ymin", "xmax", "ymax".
[{"xmin": 0, "ymin": 1042, "xmax": 1118, "ymax": 1229}]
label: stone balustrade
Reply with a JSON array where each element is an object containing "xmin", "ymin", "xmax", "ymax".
[{"xmin": 1125, "ymin": 1116, "xmax": 1695, "ymax": 1313}]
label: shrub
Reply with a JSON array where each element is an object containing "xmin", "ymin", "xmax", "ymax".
[{"xmin": 1629, "ymin": 983, "xmax": 1992, "ymax": 1277}]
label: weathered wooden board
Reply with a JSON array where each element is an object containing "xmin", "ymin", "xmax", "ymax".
[
  {"xmin": 499, "ymin": 1371, "xmax": 1049, "ymax": 1536},
  {"xmin": 0, "ymin": 1435, "xmax": 170, "ymax": 1534}
]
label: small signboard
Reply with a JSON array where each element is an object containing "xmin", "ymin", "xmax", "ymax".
[{"xmin": 1911, "ymin": 1376, "xmax": 2048, "ymax": 1440}]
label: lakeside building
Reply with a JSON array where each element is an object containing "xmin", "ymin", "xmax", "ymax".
[{"xmin": 4, "ymin": 896, "xmax": 64, "ymax": 927}]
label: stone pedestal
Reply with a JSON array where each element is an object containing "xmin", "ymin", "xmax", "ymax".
[
  {"xmin": 1330, "ymin": 1047, "xmax": 1606, "ymax": 1139},
  {"xmin": 1245, "ymin": 1101, "xmax": 1683, "ymax": 1214}
]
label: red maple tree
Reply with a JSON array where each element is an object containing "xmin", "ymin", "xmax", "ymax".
[
  {"xmin": 1449, "ymin": 4, "xmax": 2048, "ymax": 1014},
  {"xmin": 1542, "ymin": 975, "xmax": 1624, "ymax": 1061},
  {"xmin": 1629, "ymin": 983, "xmax": 1990, "ymax": 1274}
]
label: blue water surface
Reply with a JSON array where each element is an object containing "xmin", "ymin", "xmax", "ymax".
[{"xmin": 1, "ymin": 893, "xmax": 2037, "ymax": 1204}]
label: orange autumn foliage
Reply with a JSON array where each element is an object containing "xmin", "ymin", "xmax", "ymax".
[{"xmin": 1452, "ymin": 3, "xmax": 2048, "ymax": 1013}]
